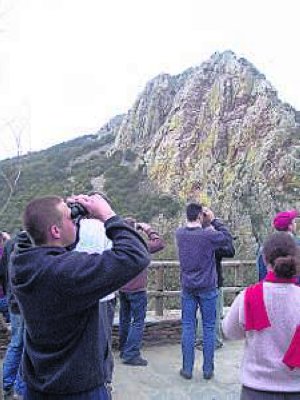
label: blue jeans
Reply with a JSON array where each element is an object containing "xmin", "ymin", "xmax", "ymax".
[
  {"xmin": 181, "ymin": 288, "xmax": 217, "ymax": 376},
  {"xmin": 197, "ymin": 287, "xmax": 223, "ymax": 347},
  {"xmin": 119, "ymin": 291, "xmax": 147, "ymax": 361},
  {"xmin": 24, "ymin": 385, "xmax": 108, "ymax": 399},
  {"xmin": 3, "ymin": 311, "xmax": 26, "ymax": 395}
]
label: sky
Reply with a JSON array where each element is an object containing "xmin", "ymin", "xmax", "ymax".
[{"xmin": 0, "ymin": 0, "xmax": 299, "ymax": 159}]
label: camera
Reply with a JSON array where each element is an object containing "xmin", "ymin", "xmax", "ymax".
[
  {"xmin": 135, "ymin": 223, "xmax": 142, "ymax": 231},
  {"xmin": 67, "ymin": 202, "xmax": 89, "ymax": 220}
]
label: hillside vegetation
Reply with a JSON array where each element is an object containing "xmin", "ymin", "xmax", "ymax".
[{"xmin": 0, "ymin": 133, "xmax": 181, "ymax": 237}]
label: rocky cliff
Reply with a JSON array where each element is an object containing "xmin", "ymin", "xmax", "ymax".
[
  {"xmin": 114, "ymin": 51, "xmax": 300, "ymax": 256},
  {"xmin": 1, "ymin": 51, "xmax": 299, "ymax": 258}
]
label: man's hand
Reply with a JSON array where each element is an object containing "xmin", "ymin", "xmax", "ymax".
[
  {"xmin": 202, "ymin": 207, "xmax": 215, "ymax": 224},
  {"xmin": 2, "ymin": 232, "xmax": 10, "ymax": 241},
  {"xmin": 136, "ymin": 222, "xmax": 151, "ymax": 232},
  {"xmin": 67, "ymin": 194, "xmax": 116, "ymax": 222}
]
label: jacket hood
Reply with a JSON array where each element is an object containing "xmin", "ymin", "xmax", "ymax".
[{"xmin": 14, "ymin": 231, "xmax": 34, "ymax": 254}]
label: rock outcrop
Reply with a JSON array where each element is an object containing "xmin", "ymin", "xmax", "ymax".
[
  {"xmin": 1, "ymin": 51, "xmax": 298, "ymax": 257},
  {"xmin": 114, "ymin": 51, "xmax": 300, "ymax": 256}
]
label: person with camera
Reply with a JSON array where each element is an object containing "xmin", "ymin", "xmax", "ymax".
[
  {"xmin": 195, "ymin": 225, "xmax": 235, "ymax": 351},
  {"xmin": 10, "ymin": 194, "xmax": 151, "ymax": 400},
  {"xmin": 175, "ymin": 203, "xmax": 232, "ymax": 381},
  {"xmin": 118, "ymin": 218, "xmax": 165, "ymax": 366}
]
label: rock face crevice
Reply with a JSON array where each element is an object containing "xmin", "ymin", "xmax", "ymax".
[{"xmin": 113, "ymin": 50, "xmax": 300, "ymax": 256}]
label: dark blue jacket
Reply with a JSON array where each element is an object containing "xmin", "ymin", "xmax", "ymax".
[
  {"xmin": 215, "ymin": 241, "xmax": 235, "ymax": 288},
  {"xmin": 0, "ymin": 231, "xmax": 32, "ymax": 313},
  {"xmin": 256, "ymin": 247, "xmax": 267, "ymax": 281},
  {"xmin": 11, "ymin": 216, "xmax": 150, "ymax": 395},
  {"xmin": 256, "ymin": 235, "xmax": 300, "ymax": 283},
  {"xmin": 175, "ymin": 219, "xmax": 232, "ymax": 291}
]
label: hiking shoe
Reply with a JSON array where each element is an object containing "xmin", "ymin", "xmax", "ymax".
[
  {"xmin": 123, "ymin": 356, "xmax": 148, "ymax": 366},
  {"xmin": 203, "ymin": 371, "xmax": 214, "ymax": 380},
  {"xmin": 179, "ymin": 368, "xmax": 192, "ymax": 380}
]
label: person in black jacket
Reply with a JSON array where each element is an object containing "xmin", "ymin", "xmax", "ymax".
[
  {"xmin": 0, "ymin": 231, "xmax": 10, "ymax": 323},
  {"xmin": 1, "ymin": 231, "xmax": 31, "ymax": 399},
  {"xmin": 11, "ymin": 194, "xmax": 150, "ymax": 400}
]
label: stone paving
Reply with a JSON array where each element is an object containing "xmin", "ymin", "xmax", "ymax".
[
  {"xmin": 1, "ymin": 340, "xmax": 244, "ymax": 399},
  {"xmin": 112, "ymin": 340, "xmax": 244, "ymax": 400}
]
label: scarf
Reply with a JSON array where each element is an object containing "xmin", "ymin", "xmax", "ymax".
[{"xmin": 244, "ymin": 271, "xmax": 300, "ymax": 369}]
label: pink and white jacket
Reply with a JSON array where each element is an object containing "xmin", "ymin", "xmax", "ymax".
[{"xmin": 222, "ymin": 277, "xmax": 300, "ymax": 392}]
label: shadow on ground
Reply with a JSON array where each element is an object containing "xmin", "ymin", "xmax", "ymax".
[{"xmin": 113, "ymin": 340, "xmax": 243, "ymax": 400}]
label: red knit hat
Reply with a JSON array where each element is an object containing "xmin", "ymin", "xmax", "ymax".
[{"xmin": 273, "ymin": 210, "xmax": 299, "ymax": 231}]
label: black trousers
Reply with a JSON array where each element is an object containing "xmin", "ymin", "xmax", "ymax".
[{"xmin": 241, "ymin": 386, "xmax": 300, "ymax": 400}]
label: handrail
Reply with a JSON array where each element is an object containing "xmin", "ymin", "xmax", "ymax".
[
  {"xmin": 149, "ymin": 260, "xmax": 256, "ymax": 267},
  {"xmin": 147, "ymin": 260, "xmax": 256, "ymax": 316}
]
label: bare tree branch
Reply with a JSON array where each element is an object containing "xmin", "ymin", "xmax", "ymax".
[{"xmin": 0, "ymin": 117, "xmax": 28, "ymax": 216}]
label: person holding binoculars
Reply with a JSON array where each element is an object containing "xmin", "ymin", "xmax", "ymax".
[
  {"xmin": 118, "ymin": 217, "xmax": 165, "ymax": 367},
  {"xmin": 10, "ymin": 194, "xmax": 150, "ymax": 400}
]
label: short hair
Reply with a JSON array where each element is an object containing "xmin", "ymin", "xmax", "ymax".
[
  {"xmin": 186, "ymin": 203, "xmax": 202, "ymax": 222},
  {"xmin": 263, "ymin": 232, "xmax": 298, "ymax": 278},
  {"xmin": 23, "ymin": 196, "xmax": 63, "ymax": 245}
]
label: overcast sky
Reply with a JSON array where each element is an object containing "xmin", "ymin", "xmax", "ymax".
[{"xmin": 0, "ymin": 0, "xmax": 299, "ymax": 159}]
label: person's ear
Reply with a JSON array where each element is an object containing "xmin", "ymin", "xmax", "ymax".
[{"xmin": 50, "ymin": 225, "xmax": 61, "ymax": 240}]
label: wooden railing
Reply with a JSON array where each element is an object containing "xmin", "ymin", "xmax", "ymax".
[{"xmin": 147, "ymin": 260, "xmax": 256, "ymax": 316}]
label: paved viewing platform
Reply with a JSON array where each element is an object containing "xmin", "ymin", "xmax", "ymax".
[
  {"xmin": 1, "ymin": 318, "xmax": 244, "ymax": 399},
  {"xmin": 112, "ymin": 340, "xmax": 244, "ymax": 400},
  {"xmin": 0, "ymin": 340, "xmax": 244, "ymax": 399},
  {"xmin": 1, "ymin": 259, "xmax": 252, "ymax": 399}
]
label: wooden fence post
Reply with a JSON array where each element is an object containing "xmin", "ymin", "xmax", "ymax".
[
  {"xmin": 155, "ymin": 265, "xmax": 164, "ymax": 316},
  {"xmin": 148, "ymin": 260, "xmax": 256, "ymax": 314},
  {"xmin": 235, "ymin": 261, "xmax": 244, "ymax": 286}
]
